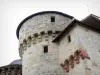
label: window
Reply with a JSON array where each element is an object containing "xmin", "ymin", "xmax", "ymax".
[
  {"xmin": 68, "ymin": 35, "xmax": 71, "ymax": 42},
  {"xmin": 44, "ymin": 46, "xmax": 48, "ymax": 53},
  {"xmin": 51, "ymin": 16, "xmax": 55, "ymax": 22}
]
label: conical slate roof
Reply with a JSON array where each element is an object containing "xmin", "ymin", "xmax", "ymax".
[{"xmin": 10, "ymin": 59, "xmax": 22, "ymax": 65}]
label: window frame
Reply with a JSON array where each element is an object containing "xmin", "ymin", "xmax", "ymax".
[
  {"xmin": 51, "ymin": 16, "xmax": 55, "ymax": 22},
  {"xmin": 43, "ymin": 45, "xmax": 48, "ymax": 53}
]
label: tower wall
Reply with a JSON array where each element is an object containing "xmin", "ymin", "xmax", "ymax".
[
  {"xmin": 18, "ymin": 13, "xmax": 72, "ymax": 75},
  {"xmin": 19, "ymin": 14, "xmax": 72, "ymax": 42}
]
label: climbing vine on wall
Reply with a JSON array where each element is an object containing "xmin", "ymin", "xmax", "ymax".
[{"xmin": 60, "ymin": 48, "xmax": 90, "ymax": 72}]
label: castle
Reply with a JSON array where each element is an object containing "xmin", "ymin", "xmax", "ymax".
[
  {"xmin": 0, "ymin": 59, "xmax": 22, "ymax": 75},
  {"xmin": 0, "ymin": 11, "xmax": 100, "ymax": 75}
]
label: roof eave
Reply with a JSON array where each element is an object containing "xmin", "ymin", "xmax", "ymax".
[{"xmin": 52, "ymin": 18, "xmax": 77, "ymax": 42}]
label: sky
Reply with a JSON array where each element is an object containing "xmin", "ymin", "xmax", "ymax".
[{"xmin": 0, "ymin": 0, "xmax": 100, "ymax": 67}]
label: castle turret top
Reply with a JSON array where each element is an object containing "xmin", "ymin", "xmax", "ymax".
[{"xmin": 16, "ymin": 11, "xmax": 74, "ymax": 39}]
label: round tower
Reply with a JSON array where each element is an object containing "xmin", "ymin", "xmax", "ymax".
[{"xmin": 16, "ymin": 11, "xmax": 73, "ymax": 75}]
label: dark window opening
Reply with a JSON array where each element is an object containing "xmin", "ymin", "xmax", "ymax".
[
  {"xmin": 51, "ymin": 16, "xmax": 55, "ymax": 22},
  {"xmin": 44, "ymin": 46, "xmax": 48, "ymax": 53},
  {"xmin": 68, "ymin": 35, "xmax": 71, "ymax": 42}
]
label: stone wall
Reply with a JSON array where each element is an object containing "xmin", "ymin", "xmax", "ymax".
[
  {"xmin": 19, "ymin": 30, "xmax": 61, "ymax": 58},
  {"xmin": 19, "ymin": 13, "xmax": 72, "ymax": 43},
  {"xmin": 58, "ymin": 24, "xmax": 100, "ymax": 75}
]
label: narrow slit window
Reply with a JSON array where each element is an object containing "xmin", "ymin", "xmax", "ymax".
[
  {"xmin": 44, "ymin": 46, "xmax": 48, "ymax": 53},
  {"xmin": 68, "ymin": 35, "xmax": 71, "ymax": 43},
  {"xmin": 51, "ymin": 16, "xmax": 55, "ymax": 22}
]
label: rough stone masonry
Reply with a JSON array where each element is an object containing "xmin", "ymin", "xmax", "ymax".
[{"xmin": 16, "ymin": 11, "xmax": 100, "ymax": 75}]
